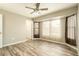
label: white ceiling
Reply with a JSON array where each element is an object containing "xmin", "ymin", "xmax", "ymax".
[{"xmin": 0, "ymin": 3, "xmax": 77, "ymax": 18}]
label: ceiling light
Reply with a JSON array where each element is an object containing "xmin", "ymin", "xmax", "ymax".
[{"xmin": 32, "ymin": 11, "xmax": 40, "ymax": 16}]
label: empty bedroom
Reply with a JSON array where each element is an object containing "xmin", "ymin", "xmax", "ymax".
[{"xmin": 0, "ymin": 3, "xmax": 79, "ymax": 56}]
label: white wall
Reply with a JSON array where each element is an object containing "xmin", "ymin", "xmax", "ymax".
[
  {"xmin": 26, "ymin": 20, "xmax": 33, "ymax": 39},
  {"xmin": 0, "ymin": 9, "xmax": 32, "ymax": 47},
  {"xmin": 60, "ymin": 18, "xmax": 66, "ymax": 43},
  {"xmin": 0, "ymin": 14, "xmax": 2, "ymax": 48}
]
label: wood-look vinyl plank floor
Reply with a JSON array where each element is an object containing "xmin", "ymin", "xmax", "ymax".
[{"xmin": 0, "ymin": 40, "xmax": 78, "ymax": 56}]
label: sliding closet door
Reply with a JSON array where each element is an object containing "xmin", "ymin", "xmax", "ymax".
[
  {"xmin": 42, "ymin": 21, "xmax": 50, "ymax": 38},
  {"xmin": 65, "ymin": 14, "xmax": 76, "ymax": 46}
]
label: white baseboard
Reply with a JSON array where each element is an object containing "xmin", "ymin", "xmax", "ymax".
[
  {"xmin": 3, "ymin": 39, "xmax": 29, "ymax": 47},
  {"xmin": 2, "ymin": 38, "xmax": 79, "ymax": 52},
  {"xmin": 40, "ymin": 38, "xmax": 78, "ymax": 51},
  {"xmin": 32, "ymin": 38, "xmax": 42, "ymax": 40}
]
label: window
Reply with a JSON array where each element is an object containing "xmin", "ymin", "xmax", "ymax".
[
  {"xmin": 50, "ymin": 19, "xmax": 61, "ymax": 39},
  {"xmin": 65, "ymin": 14, "xmax": 77, "ymax": 46},
  {"xmin": 42, "ymin": 21, "xmax": 50, "ymax": 37},
  {"xmin": 33, "ymin": 22, "xmax": 40, "ymax": 38},
  {"xmin": 67, "ymin": 15, "xmax": 76, "ymax": 39}
]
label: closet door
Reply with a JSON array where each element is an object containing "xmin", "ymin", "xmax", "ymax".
[
  {"xmin": 65, "ymin": 14, "xmax": 76, "ymax": 46},
  {"xmin": 0, "ymin": 14, "xmax": 2, "ymax": 48}
]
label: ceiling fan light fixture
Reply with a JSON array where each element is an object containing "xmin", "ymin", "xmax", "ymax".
[
  {"xmin": 32, "ymin": 11, "xmax": 40, "ymax": 16},
  {"xmin": 25, "ymin": 3, "xmax": 48, "ymax": 15}
]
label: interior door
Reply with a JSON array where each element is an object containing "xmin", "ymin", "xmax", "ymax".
[
  {"xmin": 33, "ymin": 22, "xmax": 40, "ymax": 38},
  {"xmin": 0, "ymin": 14, "xmax": 2, "ymax": 48},
  {"xmin": 65, "ymin": 14, "xmax": 77, "ymax": 46}
]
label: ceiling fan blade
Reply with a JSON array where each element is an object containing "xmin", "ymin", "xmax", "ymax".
[
  {"xmin": 25, "ymin": 6, "xmax": 34, "ymax": 10},
  {"xmin": 40, "ymin": 8, "xmax": 48, "ymax": 10},
  {"xmin": 36, "ymin": 3, "xmax": 40, "ymax": 9}
]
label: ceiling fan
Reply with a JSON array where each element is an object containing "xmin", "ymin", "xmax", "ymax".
[{"xmin": 25, "ymin": 3, "xmax": 48, "ymax": 14}]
